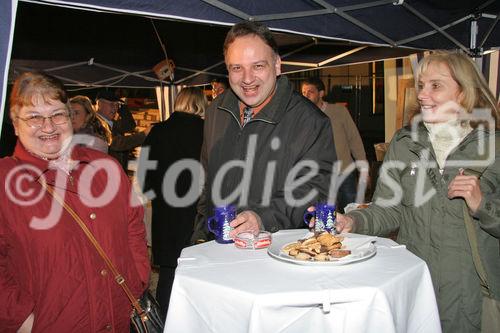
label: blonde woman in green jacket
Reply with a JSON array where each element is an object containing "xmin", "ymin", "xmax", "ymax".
[{"xmin": 335, "ymin": 51, "xmax": 500, "ymax": 332}]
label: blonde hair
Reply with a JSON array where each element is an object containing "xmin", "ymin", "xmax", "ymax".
[
  {"xmin": 70, "ymin": 95, "xmax": 111, "ymax": 144},
  {"xmin": 10, "ymin": 71, "xmax": 68, "ymax": 120},
  {"xmin": 410, "ymin": 50, "xmax": 499, "ymax": 128},
  {"xmin": 174, "ymin": 87, "xmax": 207, "ymax": 118}
]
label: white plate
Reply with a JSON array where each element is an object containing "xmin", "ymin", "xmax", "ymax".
[{"xmin": 267, "ymin": 232, "xmax": 377, "ymax": 266}]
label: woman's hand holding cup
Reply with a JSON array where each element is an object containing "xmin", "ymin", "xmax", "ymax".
[{"xmin": 305, "ymin": 205, "xmax": 356, "ymax": 234}]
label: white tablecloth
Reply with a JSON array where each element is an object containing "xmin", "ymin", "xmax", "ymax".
[{"xmin": 164, "ymin": 229, "xmax": 441, "ymax": 333}]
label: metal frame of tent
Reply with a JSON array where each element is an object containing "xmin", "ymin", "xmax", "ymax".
[{"xmin": 202, "ymin": 0, "xmax": 499, "ymax": 56}]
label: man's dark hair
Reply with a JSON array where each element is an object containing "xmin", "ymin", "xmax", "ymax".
[
  {"xmin": 302, "ymin": 77, "xmax": 325, "ymax": 92},
  {"xmin": 223, "ymin": 21, "xmax": 279, "ymax": 57}
]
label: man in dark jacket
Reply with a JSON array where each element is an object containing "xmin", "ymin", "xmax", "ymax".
[{"xmin": 192, "ymin": 21, "xmax": 336, "ymax": 242}]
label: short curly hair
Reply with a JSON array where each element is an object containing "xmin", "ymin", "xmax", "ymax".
[{"xmin": 10, "ymin": 71, "xmax": 68, "ymax": 120}]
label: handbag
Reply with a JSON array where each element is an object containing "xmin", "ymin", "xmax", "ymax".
[
  {"xmin": 39, "ymin": 179, "xmax": 164, "ymax": 333},
  {"xmin": 463, "ymin": 204, "xmax": 500, "ymax": 333},
  {"xmin": 130, "ymin": 290, "xmax": 164, "ymax": 333}
]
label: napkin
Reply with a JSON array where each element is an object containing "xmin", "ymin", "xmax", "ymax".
[{"xmin": 342, "ymin": 235, "xmax": 377, "ymax": 250}]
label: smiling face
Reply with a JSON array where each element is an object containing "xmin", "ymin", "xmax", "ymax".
[
  {"xmin": 70, "ymin": 102, "xmax": 89, "ymax": 132},
  {"xmin": 417, "ymin": 61, "xmax": 464, "ymax": 123},
  {"xmin": 13, "ymin": 97, "xmax": 73, "ymax": 160},
  {"xmin": 225, "ymin": 35, "xmax": 281, "ymax": 108}
]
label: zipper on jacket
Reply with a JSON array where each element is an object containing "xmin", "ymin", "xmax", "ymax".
[
  {"xmin": 219, "ymin": 106, "xmax": 243, "ymax": 129},
  {"xmin": 219, "ymin": 106, "xmax": 278, "ymax": 128},
  {"xmin": 250, "ymin": 118, "xmax": 277, "ymax": 125}
]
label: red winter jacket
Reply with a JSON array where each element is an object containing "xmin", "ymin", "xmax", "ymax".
[{"xmin": 0, "ymin": 142, "xmax": 150, "ymax": 332}]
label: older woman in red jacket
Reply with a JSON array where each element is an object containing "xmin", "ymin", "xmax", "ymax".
[{"xmin": 0, "ymin": 72, "xmax": 150, "ymax": 332}]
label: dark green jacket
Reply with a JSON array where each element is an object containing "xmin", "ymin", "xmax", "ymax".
[{"xmin": 349, "ymin": 124, "xmax": 500, "ymax": 332}]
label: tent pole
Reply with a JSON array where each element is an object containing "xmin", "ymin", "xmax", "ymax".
[
  {"xmin": 470, "ymin": 17, "xmax": 480, "ymax": 57},
  {"xmin": 401, "ymin": 2, "xmax": 469, "ymax": 54},
  {"xmin": 160, "ymin": 81, "xmax": 165, "ymax": 121},
  {"xmin": 169, "ymin": 86, "xmax": 177, "ymax": 117},
  {"xmin": 0, "ymin": 0, "xmax": 18, "ymax": 143},
  {"xmin": 175, "ymin": 61, "xmax": 225, "ymax": 85},
  {"xmin": 93, "ymin": 62, "xmax": 163, "ymax": 83},
  {"xmin": 395, "ymin": 15, "xmax": 470, "ymax": 46},
  {"xmin": 479, "ymin": 11, "xmax": 500, "ymax": 50}
]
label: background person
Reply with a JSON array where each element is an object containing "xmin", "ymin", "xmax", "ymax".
[
  {"xmin": 210, "ymin": 77, "xmax": 229, "ymax": 100},
  {"xmin": 69, "ymin": 95, "xmax": 111, "ymax": 153},
  {"xmin": 191, "ymin": 21, "xmax": 335, "ymax": 243},
  {"xmin": 139, "ymin": 87, "xmax": 205, "ymax": 318},
  {"xmin": 302, "ymin": 77, "xmax": 368, "ymax": 211},
  {"xmin": 96, "ymin": 90, "xmax": 151, "ymax": 171},
  {"xmin": 0, "ymin": 72, "xmax": 150, "ymax": 332},
  {"xmin": 334, "ymin": 51, "xmax": 500, "ymax": 332}
]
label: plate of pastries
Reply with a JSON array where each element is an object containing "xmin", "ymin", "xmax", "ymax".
[{"xmin": 268, "ymin": 231, "xmax": 377, "ymax": 266}]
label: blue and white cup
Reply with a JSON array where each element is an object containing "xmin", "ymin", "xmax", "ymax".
[
  {"xmin": 303, "ymin": 203, "xmax": 336, "ymax": 233},
  {"xmin": 207, "ymin": 205, "xmax": 236, "ymax": 244}
]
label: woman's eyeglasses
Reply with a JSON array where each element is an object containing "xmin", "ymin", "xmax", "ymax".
[{"xmin": 17, "ymin": 111, "xmax": 70, "ymax": 128}]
